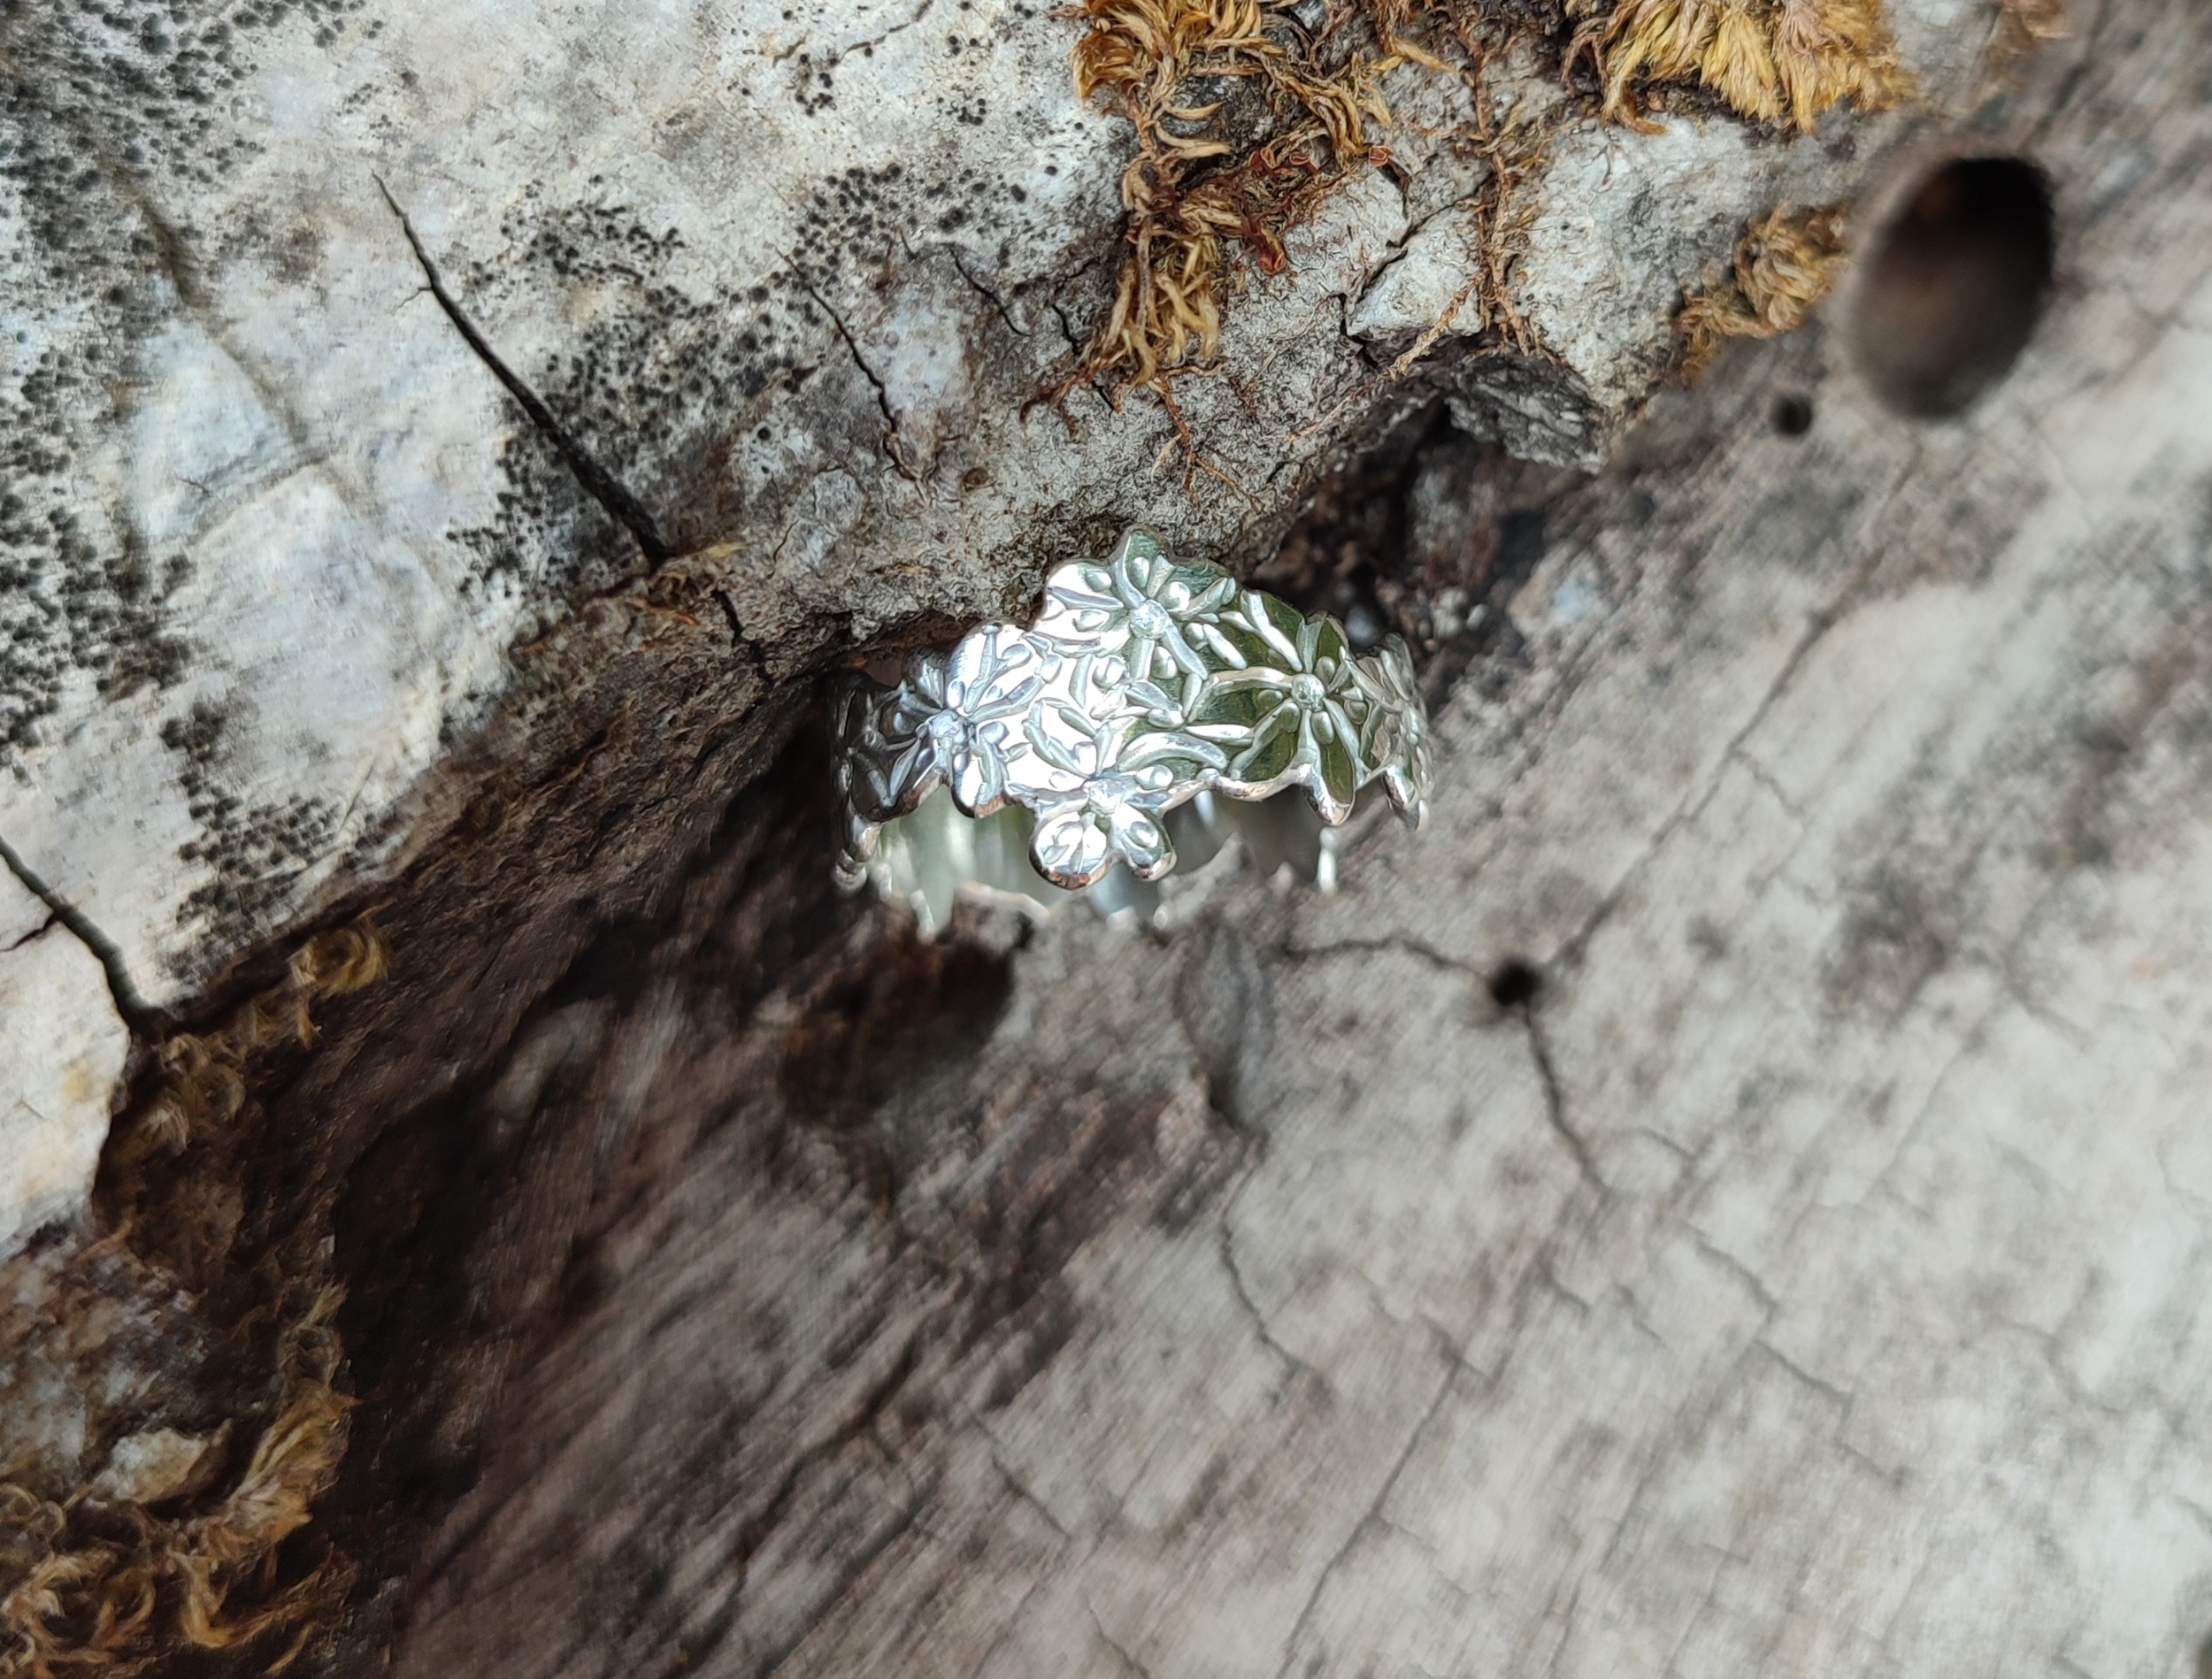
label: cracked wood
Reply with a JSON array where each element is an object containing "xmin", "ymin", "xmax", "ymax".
[{"xmin": 347, "ymin": 11, "xmax": 2212, "ymax": 1674}]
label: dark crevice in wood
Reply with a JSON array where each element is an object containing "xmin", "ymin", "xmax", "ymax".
[
  {"xmin": 0, "ymin": 826, "xmax": 155, "ymax": 1026},
  {"xmin": 376, "ymin": 178, "xmax": 674, "ymax": 565},
  {"xmin": 1255, "ymin": 397, "xmax": 1588, "ymax": 709},
  {"xmin": 319, "ymin": 710, "xmax": 864, "ymax": 1646}
]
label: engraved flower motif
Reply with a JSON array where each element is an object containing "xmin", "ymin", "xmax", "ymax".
[
  {"xmin": 837, "ymin": 528, "xmax": 1436, "ymax": 915},
  {"xmin": 1356, "ymin": 634, "xmax": 1432, "ymax": 823},
  {"xmin": 1187, "ymin": 590, "xmax": 1369, "ymax": 822},
  {"xmin": 1038, "ymin": 531, "xmax": 1237, "ymax": 722},
  {"xmin": 1029, "ymin": 764, "xmax": 1180, "ymax": 888},
  {"xmin": 886, "ymin": 627, "xmax": 1043, "ymax": 816},
  {"xmin": 1018, "ymin": 690, "xmax": 1226, "ymax": 886},
  {"xmin": 833, "ymin": 677, "xmax": 898, "ymax": 878}
]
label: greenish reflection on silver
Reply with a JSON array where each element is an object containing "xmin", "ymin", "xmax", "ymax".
[
  {"xmin": 834, "ymin": 529, "xmax": 1431, "ymax": 927},
  {"xmin": 865, "ymin": 783, "xmax": 1372, "ymax": 934}
]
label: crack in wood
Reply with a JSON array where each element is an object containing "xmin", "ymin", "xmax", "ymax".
[
  {"xmin": 0, "ymin": 830, "xmax": 151, "ymax": 1026},
  {"xmin": 1518, "ymin": 1000, "xmax": 1603, "ymax": 1192},
  {"xmin": 789, "ymin": 266, "xmax": 922, "ymax": 481},
  {"xmin": 0, "ymin": 909, "xmax": 58, "ymax": 954},
  {"xmin": 1269, "ymin": 1329, "xmax": 1461, "ymax": 1679},
  {"xmin": 376, "ymin": 178, "xmax": 673, "ymax": 565},
  {"xmin": 668, "ymin": 1333, "xmax": 922, "ymax": 1675}
]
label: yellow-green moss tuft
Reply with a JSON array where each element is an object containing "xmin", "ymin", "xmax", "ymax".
[
  {"xmin": 1571, "ymin": 0, "xmax": 1909, "ymax": 133},
  {"xmin": 1675, "ymin": 201, "xmax": 1851, "ymax": 379}
]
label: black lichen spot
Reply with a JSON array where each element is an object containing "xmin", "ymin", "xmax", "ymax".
[
  {"xmin": 160, "ymin": 698, "xmax": 342, "ymax": 967},
  {"xmin": 446, "ymin": 428, "xmax": 629, "ymax": 600},
  {"xmin": 449, "ymin": 145, "xmax": 1040, "ymax": 567},
  {"xmin": 0, "ymin": 0, "xmax": 404, "ymax": 768},
  {"xmin": 454, "ymin": 182, "xmax": 902, "ymax": 565},
  {"xmin": 787, "ymin": 45, "xmax": 840, "ymax": 113},
  {"xmin": 0, "ymin": 467, "xmax": 195, "ymax": 760},
  {"xmin": 445, "ymin": 203, "xmax": 712, "ymax": 591}
]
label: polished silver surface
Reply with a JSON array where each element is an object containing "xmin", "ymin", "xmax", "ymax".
[{"xmin": 834, "ymin": 530, "xmax": 1432, "ymax": 922}]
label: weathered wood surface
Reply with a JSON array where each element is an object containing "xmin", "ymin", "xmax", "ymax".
[
  {"xmin": 4, "ymin": 0, "xmax": 2210, "ymax": 1672},
  {"xmin": 0, "ymin": 0, "xmax": 1997, "ymax": 1252},
  {"xmin": 0, "ymin": 870, "xmax": 127, "ymax": 1256},
  {"xmin": 310, "ymin": 9, "xmax": 2212, "ymax": 1675}
]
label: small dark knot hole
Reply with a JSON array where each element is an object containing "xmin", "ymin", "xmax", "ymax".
[
  {"xmin": 1853, "ymin": 156, "xmax": 2055, "ymax": 418},
  {"xmin": 1486, "ymin": 957, "xmax": 1543, "ymax": 1009},
  {"xmin": 1771, "ymin": 394, "xmax": 1815, "ymax": 436}
]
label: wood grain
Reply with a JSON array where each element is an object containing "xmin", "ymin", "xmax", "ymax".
[{"xmin": 331, "ymin": 7, "xmax": 2212, "ymax": 1674}]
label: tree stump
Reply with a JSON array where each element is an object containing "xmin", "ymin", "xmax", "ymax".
[{"xmin": 5, "ymin": 0, "xmax": 2209, "ymax": 1672}]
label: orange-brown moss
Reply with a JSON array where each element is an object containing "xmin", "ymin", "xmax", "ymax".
[
  {"xmin": 0, "ymin": 1292, "xmax": 353, "ymax": 1677},
  {"xmin": 0, "ymin": 922, "xmax": 388, "ymax": 1677},
  {"xmin": 1285, "ymin": 104, "xmax": 1551, "ymax": 446},
  {"xmin": 1571, "ymin": 0, "xmax": 1909, "ymax": 131},
  {"xmin": 1676, "ymin": 200, "xmax": 1850, "ymax": 378},
  {"xmin": 1047, "ymin": 0, "xmax": 1402, "ymax": 402},
  {"xmin": 1991, "ymin": 0, "xmax": 2066, "ymax": 61},
  {"xmin": 1046, "ymin": 0, "xmax": 1916, "ymax": 450},
  {"xmin": 127, "ymin": 920, "xmax": 388, "ymax": 1160},
  {"xmin": 1048, "ymin": 0, "xmax": 1899, "ymax": 451}
]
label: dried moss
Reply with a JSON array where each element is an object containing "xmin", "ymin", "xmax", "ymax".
[
  {"xmin": 1048, "ymin": 0, "xmax": 1906, "ymax": 453},
  {"xmin": 0, "ymin": 1292, "xmax": 353, "ymax": 1676},
  {"xmin": 1675, "ymin": 201, "xmax": 1850, "ymax": 378},
  {"xmin": 125, "ymin": 921, "xmax": 388, "ymax": 1160},
  {"xmin": 1990, "ymin": 0, "xmax": 2067, "ymax": 64},
  {"xmin": 1285, "ymin": 103, "xmax": 1551, "ymax": 448},
  {"xmin": 1044, "ymin": 0, "xmax": 1407, "ymax": 406},
  {"xmin": 1, "ymin": 922, "xmax": 388, "ymax": 1676},
  {"xmin": 1571, "ymin": 0, "xmax": 1909, "ymax": 132}
]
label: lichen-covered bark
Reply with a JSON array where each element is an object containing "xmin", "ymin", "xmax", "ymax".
[
  {"xmin": 4, "ymin": 0, "xmax": 2188, "ymax": 1669},
  {"xmin": 0, "ymin": 0, "xmax": 2006, "ymax": 1257},
  {"xmin": 226, "ymin": 4, "xmax": 2212, "ymax": 1672}
]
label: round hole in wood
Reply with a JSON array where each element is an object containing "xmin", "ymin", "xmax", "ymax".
[
  {"xmin": 1486, "ymin": 957, "xmax": 1543, "ymax": 1008},
  {"xmin": 1852, "ymin": 157, "xmax": 2055, "ymax": 418}
]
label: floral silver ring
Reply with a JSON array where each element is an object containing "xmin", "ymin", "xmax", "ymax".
[{"xmin": 833, "ymin": 529, "xmax": 1433, "ymax": 920}]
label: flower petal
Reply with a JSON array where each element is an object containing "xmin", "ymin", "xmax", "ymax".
[
  {"xmin": 1032, "ymin": 805, "xmax": 1115, "ymax": 887},
  {"xmin": 1248, "ymin": 591, "xmax": 1305, "ymax": 666},
  {"xmin": 1111, "ymin": 807, "xmax": 1176, "ymax": 879},
  {"xmin": 1193, "ymin": 622, "xmax": 1248, "ymax": 670},
  {"xmin": 906, "ymin": 652, "xmax": 949, "ymax": 704},
  {"xmin": 1187, "ymin": 574, "xmax": 1236, "ymax": 617},
  {"xmin": 1163, "ymin": 624, "xmax": 1210, "ymax": 678},
  {"xmin": 1316, "ymin": 731, "xmax": 1360, "ymax": 823},
  {"xmin": 952, "ymin": 748, "xmax": 1004, "ymax": 815}
]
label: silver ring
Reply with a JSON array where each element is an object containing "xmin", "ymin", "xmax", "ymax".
[{"xmin": 833, "ymin": 530, "xmax": 1432, "ymax": 915}]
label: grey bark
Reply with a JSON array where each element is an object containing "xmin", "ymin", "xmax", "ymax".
[
  {"xmin": 0, "ymin": 0, "xmax": 1990, "ymax": 1249},
  {"xmin": 6, "ymin": 0, "xmax": 2211, "ymax": 1675},
  {"xmin": 366, "ymin": 7, "xmax": 2212, "ymax": 1672}
]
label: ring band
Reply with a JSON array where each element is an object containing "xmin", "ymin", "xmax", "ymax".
[{"xmin": 833, "ymin": 530, "xmax": 1433, "ymax": 901}]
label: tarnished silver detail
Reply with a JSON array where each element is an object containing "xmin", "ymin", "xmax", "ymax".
[{"xmin": 834, "ymin": 530, "xmax": 1433, "ymax": 908}]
